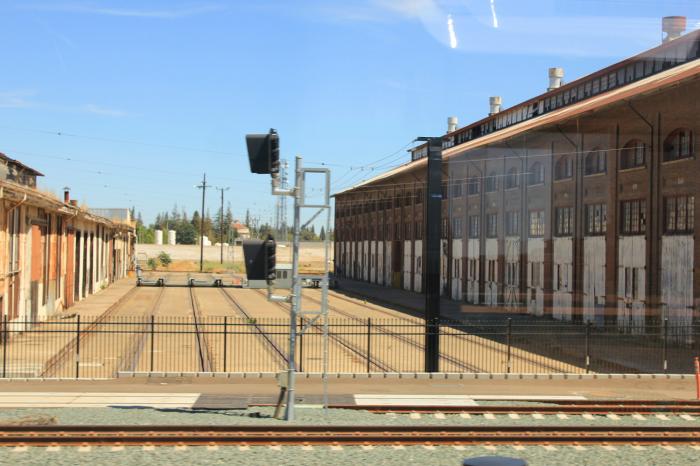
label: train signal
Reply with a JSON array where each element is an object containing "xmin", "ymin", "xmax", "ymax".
[
  {"xmin": 264, "ymin": 234, "xmax": 276, "ymax": 285},
  {"xmin": 242, "ymin": 239, "xmax": 265, "ymax": 281},
  {"xmin": 245, "ymin": 129, "xmax": 280, "ymax": 176}
]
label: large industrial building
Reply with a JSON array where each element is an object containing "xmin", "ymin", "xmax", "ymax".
[
  {"xmin": 1, "ymin": 153, "xmax": 135, "ymax": 322},
  {"xmin": 334, "ymin": 18, "xmax": 700, "ymax": 331}
]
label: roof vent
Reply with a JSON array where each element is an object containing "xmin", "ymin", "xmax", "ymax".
[
  {"xmin": 489, "ymin": 96, "xmax": 502, "ymax": 116},
  {"xmin": 447, "ymin": 116, "xmax": 458, "ymax": 133},
  {"xmin": 548, "ymin": 67, "xmax": 564, "ymax": 91},
  {"xmin": 662, "ymin": 16, "xmax": 686, "ymax": 43}
]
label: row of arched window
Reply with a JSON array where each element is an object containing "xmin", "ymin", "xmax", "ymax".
[{"xmin": 454, "ymin": 128, "xmax": 693, "ymax": 193}]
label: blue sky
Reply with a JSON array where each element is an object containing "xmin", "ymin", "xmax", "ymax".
[{"xmin": 1, "ymin": 0, "xmax": 698, "ymax": 226}]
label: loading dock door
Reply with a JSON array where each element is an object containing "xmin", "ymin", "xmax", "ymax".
[
  {"xmin": 29, "ymin": 224, "xmax": 45, "ymax": 321},
  {"xmin": 392, "ymin": 240, "xmax": 402, "ymax": 288}
]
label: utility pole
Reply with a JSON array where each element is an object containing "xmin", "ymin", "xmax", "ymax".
[
  {"xmin": 216, "ymin": 187, "xmax": 230, "ymax": 264},
  {"xmin": 416, "ymin": 137, "xmax": 443, "ymax": 372},
  {"xmin": 196, "ymin": 173, "xmax": 209, "ymax": 272}
]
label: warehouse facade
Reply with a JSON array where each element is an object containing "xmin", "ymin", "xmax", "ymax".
[
  {"xmin": 1, "ymin": 154, "xmax": 135, "ymax": 322},
  {"xmin": 334, "ymin": 24, "xmax": 700, "ymax": 331}
]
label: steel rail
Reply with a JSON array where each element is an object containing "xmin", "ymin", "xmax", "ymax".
[
  {"xmin": 40, "ymin": 286, "xmax": 143, "ymax": 377},
  {"xmin": 188, "ymin": 288, "xmax": 214, "ymax": 372},
  {"xmin": 118, "ymin": 287, "xmax": 166, "ymax": 373},
  {"xmin": 218, "ymin": 288, "xmax": 289, "ymax": 365},
  {"xmin": 327, "ymin": 404, "xmax": 700, "ymax": 415},
  {"xmin": 304, "ymin": 293, "xmax": 481, "ymax": 372},
  {"xmin": 259, "ymin": 290, "xmax": 397, "ymax": 372},
  {"xmin": 0, "ymin": 425, "xmax": 698, "ymax": 446},
  {"xmin": 315, "ymin": 290, "xmax": 584, "ymax": 374}
]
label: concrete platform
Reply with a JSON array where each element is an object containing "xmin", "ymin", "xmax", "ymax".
[{"xmin": 0, "ymin": 376, "xmax": 695, "ymax": 402}]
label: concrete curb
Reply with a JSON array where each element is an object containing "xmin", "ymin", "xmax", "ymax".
[{"xmin": 0, "ymin": 372, "xmax": 691, "ymax": 381}]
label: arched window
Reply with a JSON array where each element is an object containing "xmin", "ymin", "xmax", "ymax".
[
  {"xmin": 485, "ymin": 171, "xmax": 498, "ymax": 192},
  {"xmin": 505, "ymin": 167, "xmax": 519, "ymax": 189},
  {"xmin": 620, "ymin": 139, "xmax": 646, "ymax": 169},
  {"xmin": 467, "ymin": 177, "xmax": 480, "ymax": 195},
  {"xmin": 555, "ymin": 156, "xmax": 573, "ymax": 180},
  {"xmin": 584, "ymin": 148, "xmax": 606, "ymax": 175},
  {"xmin": 528, "ymin": 162, "xmax": 545, "ymax": 185},
  {"xmin": 663, "ymin": 128, "xmax": 693, "ymax": 161}
]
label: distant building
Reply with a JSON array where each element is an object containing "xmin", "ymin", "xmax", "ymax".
[
  {"xmin": 1, "ymin": 155, "xmax": 135, "ymax": 322},
  {"xmin": 0, "ymin": 152, "xmax": 42, "ymax": 188},
  {"xmin": 232, "ymin": 221, "xmax": 251, "ymax": 239},
  {"xmin": 334, "ymin": 19, "xmax": 700, "ymax": 331}
]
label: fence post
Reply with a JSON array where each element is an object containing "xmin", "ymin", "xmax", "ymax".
[
  {"xmin": 585, "ymin": 322, "xmax": 591, "ymax": 374},
  {"xmin": 366, "ymin": 318, "xmax": 371, "ymax": 373},
  {"xmin": 2, "ymin": 314, "xmax": 7, "ymax": 378},
  {"xmin": 663, "ymin": 317, "xmax": 668, "ymax": 374},
  {"xmin": 223, "ymin": 316, "xmax": 228, "ymax": 373},
  {"xmin": 298, "ymin": 318, "xmax": 303, "ymax": 373},
  {"xmin": 149, "ymin": 315, "xmax": 155, "ymax": 372},
  {"xmin": 75, "ymin": 315, "xmax": 81, "ymax": 379},
  {"xmin": 506, "ymin": 318, "xmax": 512, "ymax": 374}
]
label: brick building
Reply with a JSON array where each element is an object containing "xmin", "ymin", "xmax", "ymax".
[
  {"xmin": 1, "ymin": 153, "xmax": 135, "ymax": 322},
  {"xmin": 334, "ymin": 21, "xmax": 700, "ymax": 331}
]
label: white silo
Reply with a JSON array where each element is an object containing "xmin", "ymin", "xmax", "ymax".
[
  {"xmin": 155, "ymin": 229, "xmax": 163, "ymax": 245},
  {"xmin": 167, "ymin": 230, "xmax": 176, "ymax": 245}
]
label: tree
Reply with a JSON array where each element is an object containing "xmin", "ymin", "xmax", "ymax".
[
  {"xmin": 170, "ymin": 203, "xmax": 180, "ymax": 222},
  {"xmin": 245, "ymin": 209, "xmax": 250, "ymax": 227},
  {"xmin": 137, "ymin": 224, "xmax": 155, "ymax": 244},
  {"xmin": 319, "ymin": 226, "xmax": 326, "ymax": 241},
  {"xmin": 175, "ymin": 221, "xmax": 196, "ymax": 244},
  {"xmin": 191, "ymin": 210, "xmax": 201, "ymax": 235}
]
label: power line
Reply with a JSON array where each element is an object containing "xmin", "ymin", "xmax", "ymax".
[{"xmin": 0, "ymin": 125, "xmax": 241, "ymax": 156}]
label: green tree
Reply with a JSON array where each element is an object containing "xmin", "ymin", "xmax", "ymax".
[
  {"xmin": 319, "ymin": 226, "xmax": 326, "ymax": 241},
  {"xmin": 137, "ymin": 224, "xmax": 155, "ymax": 244},
  {"xmin": 191, "ymin": 210, "xmax": 201, "ymax": 235},
  {"xmin": 175, "ymin": 221, "xmax": 196, "ymax": 244}
]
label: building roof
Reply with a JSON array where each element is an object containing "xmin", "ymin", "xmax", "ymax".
[
  {"xmin": 0, "ymin": 152, "xmax": 44, "ymax": 176},
  {"xmin": 334, "ymin": 32, "xmax": 700, "ymax": 197}
]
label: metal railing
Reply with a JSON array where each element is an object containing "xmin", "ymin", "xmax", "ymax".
[{"xmin": 1, "ymin": 315, "xmax": 698, "ymax": 378}]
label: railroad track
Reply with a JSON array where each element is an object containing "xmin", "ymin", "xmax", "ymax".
[
  {"xmin": 330, "ymin": 402, "xmax": 700, "ymax": 415},
  {"xmin": 311, "ymin": 290, "xmax": 575, "ymax": 374},
  {"xmin": 258, "ymin": 290, "xmax": 397, "ymax": 372},
  {"xmin": 218, "ymin": 288, "xmax": 289, "ymax": 367},
  {"xmin": 304, "ymin": 293, "xmax": 481, "ymax": 372},
  {"xmin": 118, "ymin": 287, "xmax": 166, "ymax": 373},
  {"xmin": 41, "ymin": 286, "xmax": 146, "ymax": 377},
  {"xmin": 0, "ymin": 425, "xmax": 698, "ymax": 446},
  {"xmin": 188, "ymin": 288, "xmax": 214, "ymax": 372}
]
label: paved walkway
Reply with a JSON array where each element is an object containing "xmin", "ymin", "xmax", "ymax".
[
  {"xmin": 61, "ymin": 277, "xmax": 136, "ymax": 318},
  {"xmin": 335, "ymin": 278, "xmax": 522, "ymax": 320}
]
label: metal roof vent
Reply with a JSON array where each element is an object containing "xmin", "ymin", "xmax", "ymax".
[
  {"xmin": 548, "ymin": 67, "xmax": 564, "ymax": 91},
  {"xmin": 662, "ymin": 16, "xmax": 686, "ymax": 43},
  {"xmin": 489, "ymin": 96, "xmax": 502, "ymax": 116},
  {"xmin": 447, "ymin": 116, "xmax": 458, "ymax": 133}
]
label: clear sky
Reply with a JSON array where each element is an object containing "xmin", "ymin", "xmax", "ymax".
[{"xmin": 1, "ymin": 1, "xmax": 698, "ymax": 226}]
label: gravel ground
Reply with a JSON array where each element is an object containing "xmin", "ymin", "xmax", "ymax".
[
  {"xmin": 1, "ymin": 445, "xmax": 699, "ymax": 466},
  {"xmin": 0, "ymin": 407, "xmax": 698, "ymax": 465},
  {"xmin": 0, "ymin": 406, "xmax": 698, "ymax": 427}
]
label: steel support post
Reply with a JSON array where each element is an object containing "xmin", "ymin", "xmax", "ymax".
[
  {"xmin": 75, "ymin": 315, "xmax": 81, "ymax": 379},
  {"xmin": 284, "ymin": 155, "xmax": 303, "ymax": 421},
  {"xmin": 424, "ymin": 137, "xmax": 443, "ymax": 372}
]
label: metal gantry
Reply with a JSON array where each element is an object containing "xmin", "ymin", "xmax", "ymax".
[{"xmin": 266, "ymin": 155, "xmax": 331, "ymax": 421}]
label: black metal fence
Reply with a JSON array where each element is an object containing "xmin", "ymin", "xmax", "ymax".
[{"xmin": 1, "ymin": 315, "xmax": 698, "ymax": 378}]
